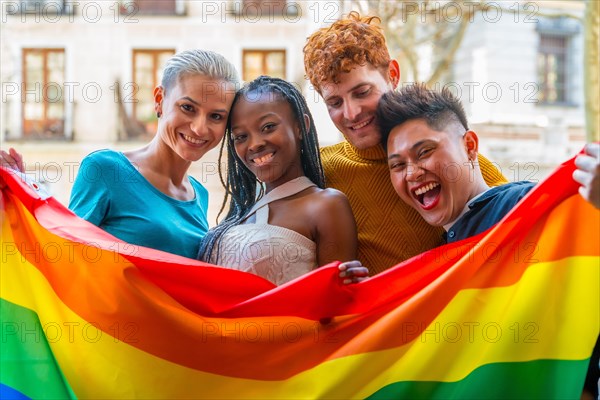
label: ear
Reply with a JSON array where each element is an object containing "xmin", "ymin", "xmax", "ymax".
[
  {"xmin": 463, "ymin": 130, "xmax": 479, "ymax": 160},
  {"xmin": 296, "ymin": 113, "xmax": 310, "ymax": 141},
  {"xmin": 153, "ymin": 86, "xmax": 165, "ymax": 115},
  {"xmin": 302, "ymin": 113, "xmax": 310, "ymax": 138},
  {"xmin": 388, "ymin": 60, "xmax": 400, "ymax": 89}
]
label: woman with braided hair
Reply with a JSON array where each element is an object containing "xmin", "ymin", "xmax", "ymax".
[{"xmin": 198, "ymin": 76, "xmax": 368, "ymax": 285}]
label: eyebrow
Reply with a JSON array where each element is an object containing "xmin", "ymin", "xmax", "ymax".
[
  {"xmin": 324, "ymin": 82, "xmax": 371, "ymax": 101},
  {"xmin": 349, "ymin": 82, "xmax": 371, "ymax": 92},
  {"xmin": 180, "ymin": 96, "xmax": 199, "ymax": 106},
  {"xmin": 257, "ymin": 112, "xmax": 278, "ymax": 120},
  {"xmin": 387, "ymin": 139, "xmax": 430, "ymax": 160},
  {"xmin": 231, "ymin": 112, "xmax": 278, "ymax": 130},
  {"xmin": 180, "ymin": 96, "xmax": 229, "ymax": 114}
]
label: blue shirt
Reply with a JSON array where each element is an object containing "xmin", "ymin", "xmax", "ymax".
[
  {"xmin": 69, "ymin": 149, "xmax": 209, "ymax": 258},
  {"xmin": 446, "ymin": 181, "xmax": 535, "ymax": 243}
]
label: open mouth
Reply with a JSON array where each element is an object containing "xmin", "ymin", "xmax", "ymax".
[
  {"xmin": 412, "ymin": 182, "xmax": 441, "ymax": 210},
  {"xmin": 349, "ymin": 116, "xmax": 374, "ymax": 130},
  {"xmin": 182, "ymin": 134, "xmax": 207, "ymax": 146},
  {"xmin": 251, "ymin": 153, "xmax": 274, "ymax": 166}
]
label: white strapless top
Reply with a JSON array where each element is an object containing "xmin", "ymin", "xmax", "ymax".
[{"xmin": 212, "ymin": 177, "xmax": 317, "ymax": 285}]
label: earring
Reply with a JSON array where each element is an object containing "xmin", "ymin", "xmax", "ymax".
[
  {"xmin": 156, "ymin": 112, "xmax": 161, "ymax": 118},
  {"xmin": 470, "ymin": 158, "xmax": 475, "ymax": 169}
]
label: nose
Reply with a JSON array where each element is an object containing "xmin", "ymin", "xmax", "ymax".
[
  {"xmin": 405, "ymin": 163, "xmax": 425, "ymax": 182},
  {"xmin": 247, "ymin": 134, "xmax": 265, "ymax": 153},
  {"xmin": 190, "ymin": 114, "xmax": 208, "ymax": 136},
  {"xmin": 342, "ymin": 99, "xmax": 360, "ymax": 121}
]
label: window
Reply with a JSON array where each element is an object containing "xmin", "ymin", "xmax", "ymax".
[
  {"xmin": 121, "ymin": 0, "xmax": 184, "ymax": 16},
  {"xmin": 22, "ymin": 49, "xmax": 65, "ymax": 138},
  {"xmin": 130, "ymin": 49, "xmax": 174, "ymax": 137},
  {"xmin": 536, "ymin": 17, "xmax": 580, "ymax": 105},
  {"xmin": 242, "ymin": 50, "xmax": 286, "ymax": 81},
  {"xmin": 537, "ymin": 34, "xmax": 568, "ymax": 104},
  {"xmin": 5, "ymin": 0, "xmax": 74, "ymax": 15}
]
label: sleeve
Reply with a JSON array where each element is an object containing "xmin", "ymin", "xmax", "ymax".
[
  {"xmin": 189, "ymin": 176, "xmax": 210, "ymax": 227},
  {"xmin": 68, "ymin": 155, "xmax": 111, "ymax": 226},
  {"xmin": 191, "ymin": 177, "xmax": 210, "ymax": 212},
  {"xmin": 478, "ymin": 153, "xmax": 509, "ymax": 187}
]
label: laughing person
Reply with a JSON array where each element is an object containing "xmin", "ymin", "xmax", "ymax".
[
  {"xmin": 377, "ymin": 83, "xmax": 600, "ymax": 242},
  {"xmin": 376, "ymin": 82, "xmax": 600, "ymax": 400}
]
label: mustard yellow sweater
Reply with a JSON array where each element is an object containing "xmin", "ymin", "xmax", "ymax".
[{"xmin": 320, "ymin": 142, "xmax": 508, "ymax": 275}]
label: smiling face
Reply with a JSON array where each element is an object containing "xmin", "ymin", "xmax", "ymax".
[
  {"xmin": 155, "ymin": 74, "xmax": 236, "ymax": 162},
  {"xmin": 321, "ymin": 63, "xmax": 398, "ymax": 150},
  {"xmin": 230, "ymin": 91, "xmax": 304, "ymax": 192},
  {"xmin": 387, "ymin": 119, "xmax": 482, "ymax": 227}
]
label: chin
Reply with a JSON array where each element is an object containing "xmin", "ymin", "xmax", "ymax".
[
  {"xmin": 187, "ymin": 152, "xmax": 209, "ymax": 163},
  {"xmin": 254, "ymin": 172, "xmax": 274, "ymax": 183},
  {"xmin": 422, "ymin": 213, "xmax": 445, "ymax": 228},
  {"xmin": 188, "ymin": 152, "xmax": 206, "ymax": 161},
  {"xmin": 349, "ymin": 136, "xmax": 381, "ymax": 151}
]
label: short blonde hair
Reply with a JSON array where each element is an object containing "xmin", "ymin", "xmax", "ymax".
[{"xmin": 161, "ymin": 49, "xmax": 240, "ymax": 92}]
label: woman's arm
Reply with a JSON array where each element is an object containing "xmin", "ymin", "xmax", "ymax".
[
  {"xmin": 313, "ymin": 188, "xmax": 357, "ymax": 266},
  {"xmin": 312, "ymin": 189, "xmax": 369, "ymax": 283}
]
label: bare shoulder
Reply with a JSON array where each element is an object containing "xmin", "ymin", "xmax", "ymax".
[
  {"xmin": 305, "ymin": 187, "xmax": 356, "ymax": 244},
  {"xmin": 309, "ymin": 187, "xmax": 348, "ymax": 200},
  {"xmin": 306, "ymin": 187, "xmax": 351, "ymax": 211}
]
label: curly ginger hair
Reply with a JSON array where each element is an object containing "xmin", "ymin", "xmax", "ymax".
[{"xmin": 303, "ymin": 11, "xmax": 392, "ymax": 93}]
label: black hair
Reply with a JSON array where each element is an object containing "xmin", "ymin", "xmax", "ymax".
[
  {"xmin": 377, "ymin": 83, "xmax": 469, "ymax": 151},
  {"xmin": 197, "ymin": 76, "xmax": 325, "ymax": 263}
]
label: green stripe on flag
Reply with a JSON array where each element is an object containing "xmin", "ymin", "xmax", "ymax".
[
  {"xmin": 1, "ymin": 299, "xmax": 76, "ymax": 399},
  {"xmin": 368, "ymin": 358, "xmax": 588, "ymax": 399}
]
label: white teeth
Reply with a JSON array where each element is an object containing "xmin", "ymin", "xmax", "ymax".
[
  {"xmin": 252, "ymin": 153, "xmax": 274, "ymax": 165},
  {"xmin": 183, "ymin": 134, "xmax": 205, "ymax": 144},
  {"xmin": 415, "ymin": 182, "xmax": 440, "ymax": 196},
  {"xmin": 351, "ymin": 118, "xmax": 372, "ymax": 130}
]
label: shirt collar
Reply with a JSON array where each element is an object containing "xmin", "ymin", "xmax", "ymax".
[
  {"xmin": 344, "ymin": 141, "xmax": 387, "ymax": 162},
  {"xmin": 443, "ymin": 189, "xmax": 491, "ymax": 232}
]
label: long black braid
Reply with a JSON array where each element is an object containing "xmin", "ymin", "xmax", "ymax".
[{"xmin": 197, "ymin": 76, "xmax": 325, "ymax": 263}]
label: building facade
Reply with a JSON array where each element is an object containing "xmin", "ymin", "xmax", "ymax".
[
  {"xmin": 452, "ymin": 0, "xmax": 586, "ymax": 181},
  {"xmin": 1, "ymin": 0, "xmax": 341, "ymax": 222},
  {"xmin": 0, "ymin": 0, "xmax": 589, "ymax": 221}
]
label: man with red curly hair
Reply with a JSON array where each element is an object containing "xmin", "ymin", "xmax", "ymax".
[{"xmin": 303, "ymin": 12, "xmax": 508, "ymax": 274}]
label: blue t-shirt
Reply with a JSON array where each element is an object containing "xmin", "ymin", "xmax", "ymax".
[
  {"xmin": 69, "ymin": 149, "xmax": 209, "ymax": 259},
  {"xmin": 446, "ymin": 181, "xmax": 535, "ymax": 243}
]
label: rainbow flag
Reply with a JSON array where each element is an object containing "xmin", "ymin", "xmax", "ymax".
[{"xmin": 1, "ymin": 154, "xmax": 598, "ymax": 399}]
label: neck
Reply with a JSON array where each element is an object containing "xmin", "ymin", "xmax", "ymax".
[
  {"xmin": 345, "ymin": 141, "xmax": 387, "ymax": 162},
  {"xmin": 469, "ymin": 170, "xmax": 491, "ymax": 199},
  {"xmin": 443, "ymin": 170, "xmax": 490, "ymax": 232},
  {"xmin": 264, "ymin": 169, "xmax": 305, "ymax": 193},
  {"xmin": 129, "ymin": 137, "xmax": 192, "ymax": 186}
]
